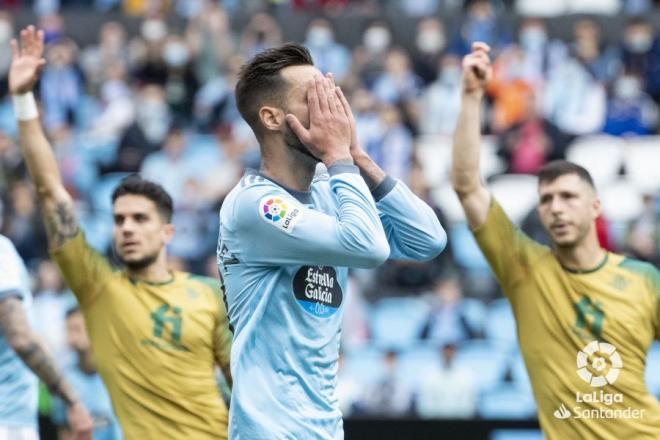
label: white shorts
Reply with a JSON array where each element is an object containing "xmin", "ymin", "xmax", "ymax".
[{"xmin": 0, "ymin": 426, "xmax": 39, "ymax": 440}]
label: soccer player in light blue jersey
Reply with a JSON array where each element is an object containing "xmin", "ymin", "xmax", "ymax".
[
  {"xmin": 0, "ymin": 234, "xmax": 93, "ymax": 440},
  {"xmin": 218, "ymin": 43, "xmax": 447, "ymax": 439}
]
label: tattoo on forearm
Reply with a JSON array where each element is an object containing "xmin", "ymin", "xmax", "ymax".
[
  {"xmin": 43, "ymin": 200, "xmax": 79, "ymax": 248},
  {"xmin": 0, "ymin": 298, "xmax": 77, "ymax": 406}
]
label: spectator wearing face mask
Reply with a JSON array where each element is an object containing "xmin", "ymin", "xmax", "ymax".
[
  {"xmin": 517, "ymin": 17, "xmax": 565, "ymax": 89},
  {"xmin": 39, "ymin": 38, "xmax": 84, "ymax": 131},
  {"xmin": 411, "ymin": 18, "xmax": 447, "ymax": 85},
  {"xmin": 350, "ymin": 21, "xmax": 393, "ymax": 88},
  {"xmin": 304, "ymin": 19, "xmax": 351, "ymax": 82},
  {"xmin": 101, "ymin": 84, "xmax": 170, "ymax": 174},
  {"xmin": 570, "ymin": 19, "xmax": 619, "ymax": 83},
  {"xmin": 449, "ymin": 0, "xmax": 511, "ymax": 56},
  {"xmin": 603, "ymin": 72, "xmax": 659, "ymax": 136},
  {"xmin": 418, "ymin": 54, "xmax": 463, "ymax": 136},
  {"xmin": 621, "ymin": 16, "xmax": 660, "ymax": 103}
]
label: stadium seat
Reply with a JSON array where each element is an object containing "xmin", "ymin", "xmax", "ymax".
[
  {"xmin": 368, "ymin": 297, "xmax": 430, "ymax": 350},
  {"xmin": 566, "ymin": 135, "xmax": 625, "ymax": 187},
  {"xmin": 0, "ymin": 98, "xmax": 17, "ymax": 136},
  {"xmin": 484, "ymin": 298, "xmax": 518, "ymax": 353},
  {"xmin": 510, "ymin": 350, "xmax": 533, "ymax": 392},
  {"xmin": 448, "ymin": 223, "xmax": 490, "ymax": 271},
  {"xmin": 479, "ymin": 384, "xmax": 537, "ymax": 419},
  {"xmin": 396, "ymin": 343, "xmax": 443, "ymax": 389},
  {"xmin": 599, "ymin": 179, "xmax": 644, "ymax": 223},
  {"xmin": 431, "ymin": 186, "xmax": 466, "ymax": 224},
  {"xmin": 415, "ymin": 135, "xmax": 452, "ymax": 188},
  {"xmin": 90, "ymin": 172, "xmax": 132, "ymax": 214},
  {"xmin": 487, "ymin": 174, "xmax": 539, "ymax": 225},
  {"xmin": 342, "ymin": 346, "xmax": 385, "ymax": 386},
  {"xmin": 462, "ymin": 298, "xmax": 488, "ymax": 336},
  {"xmin": 453, "ymin": 340, "xmax": 509, "ymax": 392},
  {"xmin": 625, "ymin": 137, "xmax": 660, "ymax": 193},
  {"xmin": 78, "ymin": 209, "xmax": 113, "ymax": 252},
  {"xmin": 645, "ymin": 342, "xmax": 660, "ymax": 398},
  {"xmin": 490, "ymin": 429, "xmax": 544, "ymax": 440},
  {"xmin": 515, "ymin": 0, "xmax": 567, "ymax": 16}
]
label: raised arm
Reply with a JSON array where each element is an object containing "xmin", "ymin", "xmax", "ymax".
[
  {"xmin": 451, "ymin": 42, "xmax": 493, "ymax": 230},
  {"xmin": 9, "ymin": 26, "xmax": 78, "ymax": 250},
  {"xmin": 0, "ymin": 297, "xmax": 93, "ymax": 439}
]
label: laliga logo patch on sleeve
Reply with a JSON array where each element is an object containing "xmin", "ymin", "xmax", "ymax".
[{"xmin": 259, "ymin": 195, "xmax": 304, "ymax": 234}]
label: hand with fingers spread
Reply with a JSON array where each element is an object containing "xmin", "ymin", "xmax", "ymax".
[
  {"xmin": 9, "ymin": 25, "xmax": 47, "ymax": 95},
  {"xmin": 285, "ymin": 75, "xmax": 352, "ymax": 167},
  {"xmin": 462, "ymin": 42, "xmax": 492, "ymax": 96}
]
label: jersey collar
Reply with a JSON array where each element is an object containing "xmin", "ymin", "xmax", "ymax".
[
  {"xmin": 247, "ymin": 169, "xmax": 313, "ymax": 204},
  {"xmin": 561, "ymin": 252, "xmax": 609, "ymax": 275}
]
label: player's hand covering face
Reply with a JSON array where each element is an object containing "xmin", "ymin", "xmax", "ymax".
[
  {"xmin": 285, "ymin": 75, "xmax": 352, "ymax": 165},
  {"xmin": 9, "ymin": 25, "xmax": 46, "ymax": 95},
  {"xmin": 461, "ymin": 42, "xmax": 492, "ymax": 95}
]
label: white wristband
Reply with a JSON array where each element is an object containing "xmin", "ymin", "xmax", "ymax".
[{"xmin": 12, "ymin": 92, "xmax": 39, "ymax": 121}]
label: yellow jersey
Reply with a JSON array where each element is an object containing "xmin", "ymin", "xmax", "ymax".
[
  {"xmin": 473, "ymin": 199, "xmax": 660, "ymax": 440},
  {"xmin": 51, "ymin": 232, "xmax": 231, "ymax": 439}
]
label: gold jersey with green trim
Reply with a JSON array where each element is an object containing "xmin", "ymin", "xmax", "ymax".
[
  {"xmin": 473, "ymin": 199, "xmax": 660, "ymax": 440},
  {"xmin": 51, "ymin": 232, "xmax": 231, "ymax": 440}
]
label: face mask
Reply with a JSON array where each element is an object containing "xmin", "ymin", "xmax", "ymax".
[
  {"xmin": 0, "ymin": 21, "xmax": 12, "ymax": 42},
  {"xmin": 520, "ymin": 27, "xmax": 547, "ymax": 50},
  {"xmin": 307, "ymin": 27, "xmax": 333, "ymax": 48},
  {"xmin": 614, "ymin": 77, "xmax": 641, "ymax": 99},
  {"xmin": 364, "ymin": 27, "xmax": 391, "ymax": 53},
  {"xmin": 141, "ymin": 20, "xmax": 167, "ymax": 42},
  {"xmin": 163, "ymin": 41, "xmax": 189, "ymax": 68},
  {"xmin": 625, "ymin": 32, "xmax": 653, "ymax": 53},
  {"xmin": 416, "ymin": 30, "xmax": 445, "ymax": 54}
]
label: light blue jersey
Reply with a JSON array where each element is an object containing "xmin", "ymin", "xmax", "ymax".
[
  {"xmin": 0, "ymin": 235, "xmax": 38, "ymax": 429},
  {"xmin": 52, "ymin": 358, "xmax": 123, "ymax": 440},
  {"xmin": 218, "ymin": 165, "xmax": 446, "ymax": 439}
]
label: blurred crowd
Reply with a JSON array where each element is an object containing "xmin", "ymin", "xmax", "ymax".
[{"xmin": 0, "ymin": 0, "xmax": 659, "ymax": 429}]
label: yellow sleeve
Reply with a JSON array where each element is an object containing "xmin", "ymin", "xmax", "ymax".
[
  {"xmin": 50, "ymin": 231, "xmax": 115, "ymax": 308},
  {"xmin": 472, "ymin": 198, "xmax": 548, "ymax": 295},
  {"xmin": 214, "ymin": 280, "xmax": 233, "ymax": 387}
]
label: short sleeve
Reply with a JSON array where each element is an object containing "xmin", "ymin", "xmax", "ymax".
[
  {"xmin": 50, "ymin": 231, "xmax": 116, "ymax": 308},
  {"xmin": 472, "ymin": 198, "xmax": 548, "ymax": 294}
]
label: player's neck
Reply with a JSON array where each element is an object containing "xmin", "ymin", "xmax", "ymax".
[
  {"xmin": 260, "ymin": 148, "xmax": 316, "ymax": 192},
  {"xmin": 125, "ymin": 253, "xmax": 173, "ymax": 284},
  {"xmin": 554, "ymin": 233, "xmax": 607, "ymax": 273}
]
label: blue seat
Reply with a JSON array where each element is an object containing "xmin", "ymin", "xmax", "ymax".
[
  {"xmin": 342, "ymin": 346, "xmax": 385, "ymax": 386},
  {"xmin": 490, "ymin": 430, "xmax": 544, "ymax": 440},
  {"xmin": 90, "ymin": 172, "xmax": 132, "ymax": 214},
  {"xmin": 449, "ymin": 223, "xmax": 490, "ymax": 271},
  {"xmin": 368, "ymin": 297, "xmax": 430, "ymax": 350},
  {"xmin": 645, "ymin": 342, "xmax": 660, "ymax": 398},
  {"xmin": 510, "ymin": 350, "xmax": 533, "ymax": 392},
  {"xmin": 396, "ymin": 343, "xmax": 442, "ymax": 388},
  {"xmin": 485, "ymin": 298, "xmax": 518, "ymax": 352},
  {"xmin": 78, "ymin": 209, "xmax": 113, "ymax": 253},
  {"xmin": 462, "ymin": 297, "xmax": 488, "ymax": 335},
  {"xmin": 479, "ymin": 384, "xmax": 537, "ymax": 419},
  {"xmin": 453, "ymin": 340, "xmax": 508, "ymax": 392}
]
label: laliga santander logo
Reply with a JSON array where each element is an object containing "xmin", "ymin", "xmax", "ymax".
[
  {"xmin": 576, "ymin": 341, "xmax": 622, "ymax": 387},
  {"xmin": 262, "ymin": 197, "xmax": 288, "ymax": 222}
]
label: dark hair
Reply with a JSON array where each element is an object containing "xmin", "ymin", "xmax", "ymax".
[
  {"xmin": 235, "ymin": 43, "xmax": 314, "ymax": 137},
  {"xmin": 111, "ymin": 175, "xmax": 173, "ymax": 222},
  {"xmin": 538, "ymin": 160, "xmax": 595, "ymax": 189}
]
